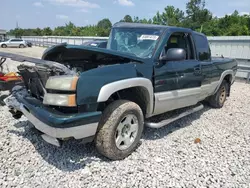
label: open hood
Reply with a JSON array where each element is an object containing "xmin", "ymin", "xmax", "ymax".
[{"xmin": 42, "ymin": 43, "xmax": 145, "ymax": 64}]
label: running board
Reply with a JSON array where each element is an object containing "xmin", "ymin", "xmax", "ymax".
[{"xmin": 145, "ymin": 104, "xmax": 204, "ymax": 129}]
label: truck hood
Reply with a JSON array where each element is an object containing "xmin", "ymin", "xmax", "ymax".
[{"xmin": 42, "ymin": 43, "xmax": 145, "ymax": 65}]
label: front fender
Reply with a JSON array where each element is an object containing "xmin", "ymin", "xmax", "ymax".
[
  {"xmin": 76, "ymin": 63, "xmax": 154, "ymax": 116},
  {"xmin": 76, "ymin": 63, "xmax": 140, "ymax": 105}
]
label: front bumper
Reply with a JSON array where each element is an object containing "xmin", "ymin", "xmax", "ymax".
[{"xmin": 4, "ymin": 88, "xmax": 102, "ymax": 140}]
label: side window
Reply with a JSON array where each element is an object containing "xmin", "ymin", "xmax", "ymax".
[
  {"xmin": 99, "ymin": 42, "xmax": 107, "ymax": 48},
  {"xmin": 163, "ymin": 32, "xmax": 195, "ymax": 60},
  {"xmin": 193, "ymin": 34, "xmax": 211, "ymax": 61},
  {"xmin": 11, "ymin": 39, "xmax": 22, "ymax": 42}
]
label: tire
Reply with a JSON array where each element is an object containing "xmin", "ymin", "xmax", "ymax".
[
  {"xmin": 19, "ymin": 44, "xmax": 25, "ymax": 48},
  {"xmin": 95, "ymin": 100, "xmax": 144, "ymax": 160},
  {"xmin": 1, "ymin": 44, "xmax": 7, "ymax": 48},
  {"xmin": 208, "ymin": 80, "xmax": 229, "ymax": 108}
]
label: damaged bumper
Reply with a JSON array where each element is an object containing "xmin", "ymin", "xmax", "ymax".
[{"xmin": 4, "ymin": 87, "xmax": 102, "ymax": 141}]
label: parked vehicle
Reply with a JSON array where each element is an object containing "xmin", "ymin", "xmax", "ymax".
[
  {"xmin": 1, "ymin": 23, "xmax": 237, "ymax": 160},
  {"xmin": 83, "ymin": 40, "xmax": 107, "ymax": 48},
  {"xmin": 0, "ymin": 38, "xmax": 27, "ymax": 48},
  {"xmin": 26, "ymin": 41, "xmax": 32, "ymax": 47}
]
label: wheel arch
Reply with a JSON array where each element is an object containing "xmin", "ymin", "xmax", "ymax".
[
  {"xmin": 97, "ymin": 78, "xmax": 154, "ymax": 118},
  {"xmin": 213, "ymin": 70, "xmax": 234, "ymax": 95}
]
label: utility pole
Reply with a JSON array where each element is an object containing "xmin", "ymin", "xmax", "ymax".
[{"xmin": 15, "ymin": 21, "xmax": 19, "ymax": 38}]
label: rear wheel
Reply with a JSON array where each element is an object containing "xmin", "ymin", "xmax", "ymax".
[
  {"xmin": 95, "ymin": 100, "xmax": 144, "ymax": 160},
  {"xmin": 1, "ymin": 44, "xmax": 7, "ymax": 48},
  {"xmin": 208, "ymin": 80, "xmax": 229, "ymax": 108},
  {"xmin": 19, "ymin": 44, "xmax": 25, "ymax": 48}
]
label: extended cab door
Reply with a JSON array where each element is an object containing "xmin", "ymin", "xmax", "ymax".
[
  {"xmin": 192, "ymin": 33, "xmax": 213, "ymax": 100},
  {"xmin": 153, "ymin": 31, "xmax": 202, "ymax": 115}
]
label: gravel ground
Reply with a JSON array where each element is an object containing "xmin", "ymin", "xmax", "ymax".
[{"xmin": 0, "ymin": 47, "xmax": 250, "ymax": 188}]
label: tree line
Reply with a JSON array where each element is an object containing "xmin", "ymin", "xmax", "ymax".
[{"xmin": 8, "ymin": 0, "xmax": 250, "ymax": 37}]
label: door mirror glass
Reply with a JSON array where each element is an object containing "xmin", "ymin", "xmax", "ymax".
[{"xmin": 160, "ymin": 48, "xmax": 186, "ymax": 61}]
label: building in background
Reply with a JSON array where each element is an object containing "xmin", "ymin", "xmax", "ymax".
[{"xmin": 0, "ymin": 29, "xmax": 7, "ymax": 41}]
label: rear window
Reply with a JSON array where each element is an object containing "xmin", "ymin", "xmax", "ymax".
[
  {"xmin": 11, "ymin": 39, "xmax": 23, "ymax": 42},
  {"xmin": 193, "ymin": 34, "xmax": 211, "ymax": 61}
]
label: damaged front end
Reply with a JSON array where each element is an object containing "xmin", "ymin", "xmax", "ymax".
[{"xmin": 0, "ymin": 44, "xmax": 144, "ymax": 145}]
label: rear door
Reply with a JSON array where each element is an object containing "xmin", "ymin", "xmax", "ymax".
[
  {"xmin": 193, "ymin": 33, "xmax": 214, "ymax": 99},
  {"xmin": 13, "ymin": 39, "xmax": 23, "ymax": 47}
]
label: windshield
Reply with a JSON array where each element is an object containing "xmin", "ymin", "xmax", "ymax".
[{"xmin": 107, "ymin": 27, "xmax": 164, "ymax": 58}]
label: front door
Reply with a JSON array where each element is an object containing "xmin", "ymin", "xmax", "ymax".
[
  {"xmin": 153, "ymin": 32, "xmax": 202, "ymax": 115},
  {"xmin": 8, "ymin": 39, "xmax": 15, "ymax": 47}
]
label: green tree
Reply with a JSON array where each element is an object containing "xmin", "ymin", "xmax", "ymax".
[
  {"xmin": 121, "ymin": 15, "xmax": 133, "ymax": 22},
  {"xmin": 97, "ymin": 18, "xmax": 112, "ymax": 30},
  {"xmin": 53, "ymin": 26, "xmax": 67, "ymax": 36},
  {"xmin": 33, "ymin": 28, "xmax": 42, "ymax": 36},
  {"xmin": 153, "ymin": 11, "xmax": 163, "ymax": 25},
  {"xmin": 6, "ymin": 2, "xmax": 250, "ymax": 37},
  {"xmin": 42, "ymin": 27, "xmax": 52, "ymax": 36},
  {"xmin": 184, "ymin": 0, "xmax": 212, "ymax": 30},
  {"xmin": 14, "ymin": 28, "xmax": 24, "ymax": 37},
  {"xmin": 161, "ymin": 6, "xmax": 185, "ymax": 26},
  {"xmin": 65, "ymin": 22, "xmax": 76, "ymax": 35},
  {"xmin": 96, "ymin": 18, "xmax": 112, "ymax": 36}
]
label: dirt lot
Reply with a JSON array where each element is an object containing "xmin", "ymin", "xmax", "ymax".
[{"xmin": 0, "ymin": 47, "xmax": 250, "ymax": 188}]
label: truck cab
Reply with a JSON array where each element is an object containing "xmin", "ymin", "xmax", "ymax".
[{"xmin": 1, "ymin": 23, "xmax": 237, "ymax": 160}]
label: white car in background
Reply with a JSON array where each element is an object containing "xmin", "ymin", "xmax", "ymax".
[{"xmin": 0, "ymin": 38, "xmax": 27, "ymax": 48}]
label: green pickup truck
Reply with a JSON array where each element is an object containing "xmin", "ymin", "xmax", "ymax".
[{"xmin": 1, "ymin": 22, "xmax": 237, "ymax": 160}]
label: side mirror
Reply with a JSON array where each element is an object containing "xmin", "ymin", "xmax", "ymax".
[{"xmin": 160, "ymin": 48, "xmax": 186, "ymax": 61}]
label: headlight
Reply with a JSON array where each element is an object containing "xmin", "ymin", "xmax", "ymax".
[
  {"xmin": 45, "ymin": 76, "xmax": 78, "ymax": 91},
  {"xmin": 43, "ymin": 93, "xmax": 76, "ymax": 107}
]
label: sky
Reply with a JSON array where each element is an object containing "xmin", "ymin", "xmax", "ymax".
[{"xmin": 1, "ymin": 0, "xmax": 250, "ymax": 31}]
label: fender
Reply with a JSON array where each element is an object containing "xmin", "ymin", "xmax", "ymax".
[
  {"xmin": 213, "ymin": 70, "xmax": 234, "ymax": 94},
  {"xmin": 97, "ymin": 78, "xmax": 154, "ymax": 118},
  {"xmin": 76, "ymin": 63, "xmax": 154, "ymax": 107}
]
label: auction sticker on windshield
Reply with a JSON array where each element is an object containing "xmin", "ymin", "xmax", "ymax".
[{"xmin": 139, "ymin": 35, "xmax": 159, "ymax": 40}]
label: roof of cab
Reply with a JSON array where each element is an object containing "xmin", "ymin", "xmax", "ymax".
[
  {"xmin": 113, "ymin": 22, "xmax": 195, "ymax": 33},
  {"xmin": 113, "ymin": 22, "xmax": 169, "ymax": 30}
]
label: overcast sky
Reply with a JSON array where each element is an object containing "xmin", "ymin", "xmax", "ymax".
[{"xmin": 1, "ymin": 0, "xmax": 250, "ymax": 30}]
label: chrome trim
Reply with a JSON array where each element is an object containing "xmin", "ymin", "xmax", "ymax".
[
  {"xmin": 20, "ymin": 104, "xmax": 98, "ymax": 139},
  {"xmin": 97, "ymin": 78, "xmax": 154, "ymax": 118}
]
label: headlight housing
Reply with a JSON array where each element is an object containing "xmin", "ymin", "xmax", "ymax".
[
  {"xmin": 45, "ymin": 75, "xmax": 78, "ymax": 91},
  {"xmin": 43, "ymin": 93, "xmax": 76, "ymax": 107}
]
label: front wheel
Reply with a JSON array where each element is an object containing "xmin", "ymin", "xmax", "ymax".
[
  {"xmin": 19, "ymin": 44, "xmax": 25, "ymax": 48},
  {"xmin": 95, "ymin": 100, "xmax": 144, "ymax": 160},
  {"xmin": 208, "ymin": 80, "xmax": 229, "ymax": 108},
  {"xmin": 1, "ymin": 44, "xmax": 7, "ymax": 48}
]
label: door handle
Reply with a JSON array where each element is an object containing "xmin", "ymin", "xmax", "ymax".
[{"xmin": 194, "ymin": 67, "xmax": 201, "ymax": 75}]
